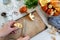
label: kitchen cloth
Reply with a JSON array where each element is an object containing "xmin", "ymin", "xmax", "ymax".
[{"xmin": 48, "ymin": 16, "xmax": 60, "ymax": 30}]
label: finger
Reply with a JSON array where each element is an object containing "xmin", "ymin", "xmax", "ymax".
[
  {"xmin": 17, "ymin": 35, "xmax": 30, "ymax": 40},
  {"xmin": 17, "ymin": 37, "xmax": 23, "ymax": 40},
  {"xmin": 23, "ymin": 35, "xmax": 30, "ymax": 40},
  {"xmin": 11, "ymin": 27, "xmax": 18, "ymax": 31},
  {"xmin": 8, "ymin": 20, "xmax": 15, "ymax": 26}
]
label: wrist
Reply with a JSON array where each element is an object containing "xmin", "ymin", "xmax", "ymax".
[
  {"xmin": 0, "ymin": 37, "xmax": 5, "ymax": 40},
  {"xmin": 0, "ymin": 29, "xmax": 5, "ymax": 37}
]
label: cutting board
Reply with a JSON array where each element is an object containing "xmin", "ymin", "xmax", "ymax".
[{"xmin": 4, "ymin": 11, "xmax": 46, "ymax": 40}]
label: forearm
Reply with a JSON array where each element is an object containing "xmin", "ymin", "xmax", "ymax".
[
  {"xmin": 0, "ymin": 29, "xmax": 5, "ymax": 40},
  {"xmin": 0, "ymin": 29, "xmax": 5, "ymax": 37}
]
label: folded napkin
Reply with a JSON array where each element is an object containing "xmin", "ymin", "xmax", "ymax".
[{"xmin": 48, "ymin": 16, "xmax": 60, "ymax": 30}]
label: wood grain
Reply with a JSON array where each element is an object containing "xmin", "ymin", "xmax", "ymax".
[{"xmin": 5, "ymin": 11, "xmax": 46, "ymax": 40}]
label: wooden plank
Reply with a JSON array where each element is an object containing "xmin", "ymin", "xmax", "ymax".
[{"xmin": 5, "ymin": 11, "xmax": 46, "ymax": 40}]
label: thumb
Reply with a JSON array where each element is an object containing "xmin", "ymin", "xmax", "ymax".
[
  {"xmin": 17, "ymin": 37, "xmax": 22, "ymax": 40},
  {"xmin": 23, "ymin": 35, "xmax": 30, "ymax": 40},
  {"xmin": 17, "ymin": 35, "xmax": 30, "ymax": 40},
  {"xmin": 8, "ymin": 20, "xmax": 15, "ymax": 26},
  {"xmin": 11, "ymin": 27, "xmax": 18, "ymax": 31}
]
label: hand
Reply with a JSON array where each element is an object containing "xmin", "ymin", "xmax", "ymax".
[
  {"xmin": 17, "ymin": 35, "xmax": 30, "ymax": 40},
  {"xmin": 0, "ymin": 20, "xmax": 18, "ymax": 37}
]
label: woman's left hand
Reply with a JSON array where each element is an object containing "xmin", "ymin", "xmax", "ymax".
[{"xmin": 0, "ymin": 20, "xmax": 18, "ymax": 37}]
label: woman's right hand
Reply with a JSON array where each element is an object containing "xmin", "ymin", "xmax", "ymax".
[{"xmin": 17, "ymin": 35, "xmax": 30, "ymax": 40}]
